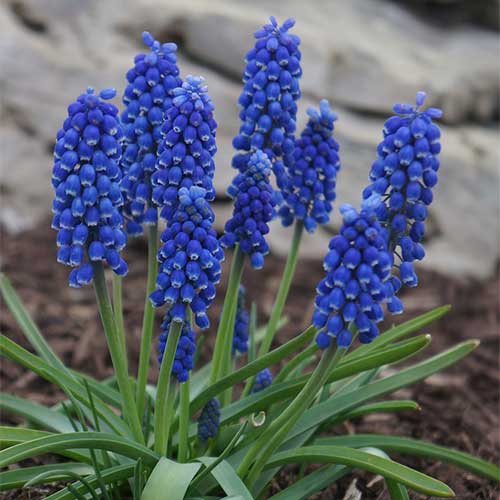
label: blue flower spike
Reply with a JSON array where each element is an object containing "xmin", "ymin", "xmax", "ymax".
[
  {"xmin": 280, "ymin": 99, "xmax": 341, "ymax": 232},
  {"xmin": 232, "ymin": 16, "xmax": 302, "ymax": 190},
  {"xmin": 150, "ymin": 185, "xmax": 224, "ymax": 329},
  {"xmin": 157, "ymin": 310, "xmax": 196, "ymax": 382},
  {"xmin": 252, "ymin": 368, "xmax": 273, "ymax": 393},
  {"xmin": 232, "ymin": 285, "xmax": 250, "ymax": 354},
  {"xmin": 313, "ymin": 194, "xmax": 402, "ymax": 348},
  {"xmin": 197, "ymin": 397, "xmax": 221, "ymax": 442},
  {"xmin": 152, "ymin": 75, "xmax": 217, "ymax": 222},
  {"xmin": 221, "ymin": 150, "xmax": 277, "ymax": 269},
  {"xmin": 120, "ymin": 32, "xmax": 182, "ymax": 235},
  {"xmin": 51, "ymin": 87, "xmax": 128, "ymax": 288},
  {"xmin": 363, "ymin": 92, "xmax": 442, "ymax": 289}
]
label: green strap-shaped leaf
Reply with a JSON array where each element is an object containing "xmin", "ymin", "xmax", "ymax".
[
  {"xmin": 327, "ymin": 400, "xmax": 419, "ymax": 427},
  {"xmin": 352, "ymin": 305, "xmax": 450, "ymax": 358},
  {"xmin": 386, "ymin": 479, "xmax": 410, "ymax": 500},
  {"xmin": 190, "ymin": 326, "xmax": 316, "ymax": 414},
  {"xmin": 316, "ymin": 434, "xmax": 500, "ymax": 481},
  {"xmin": 0, "ymin": 426, "xmax": 94, "ymax": 464},
  {"xmin": 0, "ymin": 462, "xmax": 94, "ymax": 490},
  {"xmin": 0, "ymin": 273, "xmax": 66, "ymax": 371},
  {"xmin": 361, "ymin": 447, "xmax": 410, "ymax": 500},
  {"xmin": 185, "ymin": 334, "xmax": 430, "ymax": 440},
  {"xmin": 268, "ymin": 464, "xmax": 350, "ymax": 500},
  {"xmin": 141, "ymin": 457, "xmax": 201, "ymax": 500},
  {"xmin": 44, "ymin": 464, "xmax": 135, "ymax": 500},
  {"xmin": 0, "ymin": 431, "xmax": 159, "ymax": 468},
  {"xmin": 0, "ymin": 335, "xmax": 129, "ymax": 437},
  {"xmin": 283, "ymin": 341, "xmax": 478, "ymax": 448},
  {"xmin": 0, "ymin": 393, "xmax": 76, "ymax": 433},
  {"xmin": 266, "ymin": 445, "xmax": 454, "ymax": 497},
  {"xmin": 196, "ymin": 457, "xmax": 253, "ymax": 500}
]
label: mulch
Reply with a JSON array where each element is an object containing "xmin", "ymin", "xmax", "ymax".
[{"xmin": 0, "ymin": 222, "xmax": 498, "ymax": 499}]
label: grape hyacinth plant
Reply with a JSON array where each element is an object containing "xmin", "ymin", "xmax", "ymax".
[{"xmin": 1, "ymin": 15, "xmax": 498, "ymax": 500}]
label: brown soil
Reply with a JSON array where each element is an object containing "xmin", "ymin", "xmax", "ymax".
[{"xmin": 0, "ymin": 222, "xmax": 499, "ymax": 499}]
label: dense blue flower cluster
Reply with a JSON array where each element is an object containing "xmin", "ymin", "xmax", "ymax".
[
  {"xmin": 280, "ymin": 99, "xmax": 340, "ymax": 232},
  {"xmin": 150, "ymin": 186, "xmax": 224, "ymax": 328},
  {"xmin": 221, "ymin": 150, "xmax": 277, "ymax": 269},
  {"xmin": 232, "ymin": 16, "xmax": 301, "ymax": 190},
  {"xmin": 313, "ymin": 195, "xmax": 403, "ymax": 348},
  {"xmin": 152, "ymin": 76, "xmax": 217, "ymax": 222},
  {"xmin": 363, "ymin": 92, "xmax": 442, "ymax": 288},
  {"xmin": 252, "ymin": 369, "xmax": 273, "ymax": 393},
  {"xmin": 120, "ymin": 32, "xmax": 181, "ymax": 235},
  {"xmin": 157, "ymin": 311, "xmax": 196, "ymax": 382},
  {"xmin": 197, "ymin": 397, "xmax": 221, "ymax": 442},
  {"xmin": 232, "ymin": 285, "xmax": 250, "ymax": 354},
  {"xmin": 51, "ymin": 87, "xmax": 127, "ymax": 288}
]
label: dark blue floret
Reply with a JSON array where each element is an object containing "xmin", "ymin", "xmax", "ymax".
[
  {"xmin": 252, "ymin": 368, "xmax": 273, "ymax": 393},
  {"xmin": 152, "ymin": 75, "xmax": 217, "ymax": 222},
  {"xmin": 221, "ymin": 150, "xmax": 277, "ymax": 269},
  {"xmin": 362, "ymin": 92, "xmax": 442, "ymax": 290},
  {"xmin": 313, "ymin": 195, "xmax": 401, "ymax": 348},
  {"xmin": 157, "ymin": 310, "xmax": 196, "ymax": 382},
  {"xmin": 197, "ymin": 397, "xmax": 221, "ymax": 442},
  {"xmin": 232, "ymin": 285, "xmax": 250, "ymax": 354},
  {"xmin": 279, "ymin": 99, "xmax": 340, "ymax": 232},
  {"xmin": 232, "ymin": 16, "xmax": 302, "ymax": 191},
  {"xmin": 120, "ymin": 32, "xmax": 182, "ymax": 235},
  {"xmin": 150, "ymin": 186, "xmax": 224, "ymax": 329},
  {"xmin": 51, "ymin": 87, "xmax": 128, "ymax": 287}
]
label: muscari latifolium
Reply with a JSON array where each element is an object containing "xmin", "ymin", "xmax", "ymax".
[{"xmin": 0, "ymin": 16, "xmax": 498, "ymax": 500}]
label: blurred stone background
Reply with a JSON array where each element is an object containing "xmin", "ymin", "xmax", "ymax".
[{"xmin": 1, "ymin": 0, "xmax": 498, "ymax": 280}]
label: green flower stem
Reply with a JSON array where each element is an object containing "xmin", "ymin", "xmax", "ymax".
[
  {"xmin": 238, "ymin": 344, "xmax": 346, "ymax": 487},
  {"xmin": 209, "ymin": 246, "xmax": 245, "ymax": 385},
  {"xmin": 273, "ymin": 343, "xmax": 317, "ymax": 384},
  {"xmin": 111, "ymin": 274, "xmax": 126, "ymax": 355},
  {"xmin": 136, "ymin": 223, "xmax": 159, "ymax": 420},
  {"xmin": 242, "ymin": 221, "xmax": 304, "ymax": 396},
  {"xmin": 260, "ymin": 221, "xmax": 303, "ymax": 355},
  {"xmin": 92, "ymin": 263, "xmax": 144, "ymax": 444},
  {"xmin": 154, "ymin": 320, "xmax": 183, "ymax": 455},
  {"xmin": 177, "ymin": 380, "xmax": 191, "ymax": 462}
]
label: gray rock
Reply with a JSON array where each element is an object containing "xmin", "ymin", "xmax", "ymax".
[
  {"xmin": 121, "ymin": 0, "xmax": 499, "ymax": 124},
  {"xmin": 0, "ymin": 0, "xmax": 498, "ymax": 281}
]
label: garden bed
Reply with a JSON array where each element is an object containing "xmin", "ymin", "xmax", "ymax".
[{"xmin": 1, "ymin": 222, "xmax": 498, "ymax": 499}]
